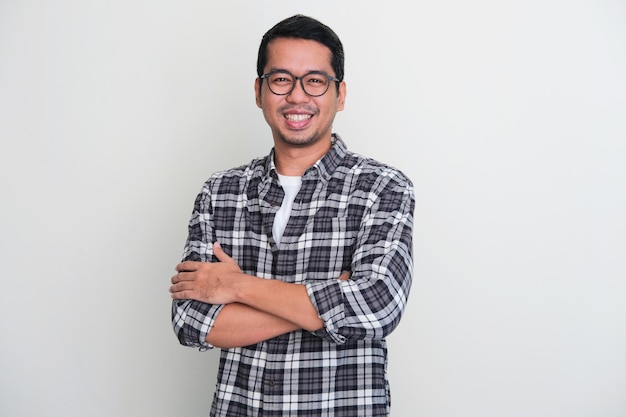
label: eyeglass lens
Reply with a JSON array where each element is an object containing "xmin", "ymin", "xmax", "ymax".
[{"xmin": 266, "ymin": 71, "xmax": 332, "ymax": 96}]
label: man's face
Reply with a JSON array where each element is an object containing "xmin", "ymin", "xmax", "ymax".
[{"xmin": 255, "ymin": 38, "xmax": 346, "ymax": 148}]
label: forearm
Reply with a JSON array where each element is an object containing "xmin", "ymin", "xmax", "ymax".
[
  {"xmin": 234, "ymin": 277, "xmax": 324, "ymax": 332},
  {"xmin": 207, "ymin": 302, "xmax": 300, "ymax": 348},
  {"xmin": 172, "ymin": 243, "xmax": 327, "ymax": 342}
]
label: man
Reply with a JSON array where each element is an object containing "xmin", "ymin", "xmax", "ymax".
[{"xmin": 170, "ymin": 14, "xmax": 415, "ymax": 417}]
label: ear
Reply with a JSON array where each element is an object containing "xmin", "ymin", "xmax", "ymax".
[
  {"xmin": 336, "ymin": 81, "xmax": 347, "ymax": 112},
  {"xmin": 255, "ymin": 77, "xmax": 262, "ymax": 108}
]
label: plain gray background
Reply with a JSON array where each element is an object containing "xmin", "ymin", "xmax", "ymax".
[{"xmin": 1, "ymin": 1, "xmax": 625, "ymax": 416}]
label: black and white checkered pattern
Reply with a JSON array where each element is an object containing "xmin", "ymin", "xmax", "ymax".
[{"xmin": 172, "ymin": 135, "xmax": 414, "ymax": 416}]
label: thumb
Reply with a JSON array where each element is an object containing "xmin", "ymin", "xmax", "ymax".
[{"xmin": 213, "ymin": 241, "xmax": 237, "ymax": 264}]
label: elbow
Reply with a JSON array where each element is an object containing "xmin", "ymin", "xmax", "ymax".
[
  {"xmin": 205, "ymin": 334, "xmax": 232, "ymax": 349},
  {"xmin": 343, "ymin": 313, "xmax": 404, "ymax": 342}
]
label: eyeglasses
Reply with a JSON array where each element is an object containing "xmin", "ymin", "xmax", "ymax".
[{"xmin": 260, "ymin": 70, "xmax": 341, "ymax": 97}]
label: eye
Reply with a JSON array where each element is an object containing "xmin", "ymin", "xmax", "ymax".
[
  {"xmin": 305, "ymin": 75, "xmax": 328, "ymax": 86},
  {"xmin": 270, "ymin": 73, "xmax": 293, "ymax": 85}
]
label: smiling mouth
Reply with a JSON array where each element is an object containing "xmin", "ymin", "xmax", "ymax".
[{"xmin": 284, "ymin": 114, "xmax": 312, "ymax": 122}]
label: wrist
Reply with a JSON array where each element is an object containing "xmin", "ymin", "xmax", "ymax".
[{"xmin": 229, "ymin": 272, "xmax": 252, "ymax": 304}]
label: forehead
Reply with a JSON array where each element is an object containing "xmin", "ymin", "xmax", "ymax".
[{"xmin": 265, "ymin": 38, "xmax": 333, "ymax": 73}]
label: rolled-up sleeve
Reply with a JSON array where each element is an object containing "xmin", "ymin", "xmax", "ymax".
[
  {"xmin": 306, "ymin": 174, "xmax": 414, "ymax": 344},
  {"xmin": 171, "ymin": 183, "xmax": 223, "ymax": 349},
  {"xmin": 172, "ymin": 300, "xmax": 224, "ymax": 349}
]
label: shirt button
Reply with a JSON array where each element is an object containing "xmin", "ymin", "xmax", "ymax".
[{"xmin": 268, "ymin": 380, "xmax": 276, "ymax": 387}]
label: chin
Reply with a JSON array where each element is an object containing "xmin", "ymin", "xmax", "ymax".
[{"xmin": 279, "ymin": 133, "xmax": 319, "ymax": 147}]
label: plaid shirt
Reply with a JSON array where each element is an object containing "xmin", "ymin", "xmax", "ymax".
[{"xmin": 172, "ymin": 135, "xmax": 414, "ymax": 417}]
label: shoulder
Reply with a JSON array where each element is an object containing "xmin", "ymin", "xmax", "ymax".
[
  {"xmin": 331, "ymin": 135, "xmax": 412, "ymax": 190},
  {"xmin": 200, "ymin": 156, "xmax": 268, "ymax": 194},
  {"xmin": 342, "ymin": 150, "xmax": 413, "ymax": 191}
]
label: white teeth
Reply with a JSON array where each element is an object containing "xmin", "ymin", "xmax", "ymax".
[{"xmin": 285, "ymin": 114, "xmax": 311, "ymax": 122}]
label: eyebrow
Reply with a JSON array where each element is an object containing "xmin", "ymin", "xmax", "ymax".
[{"xmin": 265, "ymin": 68, "xmax": 333, "ymax": 76}]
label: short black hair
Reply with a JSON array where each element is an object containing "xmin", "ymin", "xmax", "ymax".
[{"xmin": 256, "ymin": 15, "xmax": 345, "ymax": 82}]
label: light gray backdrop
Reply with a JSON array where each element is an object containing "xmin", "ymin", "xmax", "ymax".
[{"xmin": 1, "ymin": 1, "xmax": 625, "ymax": 416}]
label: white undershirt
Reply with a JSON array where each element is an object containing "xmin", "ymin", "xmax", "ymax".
[{"xmin": 273, "ymin": 173, "xmax": 302, "ymax": 246}]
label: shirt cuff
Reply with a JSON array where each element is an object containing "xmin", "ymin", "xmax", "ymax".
[
  {"xmin": 174, "ymin": 300, "xmax": 225, "ymax": 349},
  {"xmin": 305, "ymin": 280, "xmax": 347, "ymax": 344}
]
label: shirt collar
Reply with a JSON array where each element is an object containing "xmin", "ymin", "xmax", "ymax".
[
  {"xmin": 264, "ymin": 133, "xmax": 347, "ymax": 183},
  {"xmin": 308, "ymin": 133, "xmax": 346, "ymax": 182}
]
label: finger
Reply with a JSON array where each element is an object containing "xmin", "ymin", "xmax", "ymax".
[
  {"xmin": 172, "ymin": 271, "xmax": 196, "ymax": 284},
  {"xmin": 176, "ymin": 261, "xmax": 198, "ymax": 272},
  {"xmin": 169, "ymin": 280, "xmax": 192, "ymax": 294},
  {"xmin": 170, "ymin": 286, "xmax": 193, "ymax": 299},
  {"xmin": 213, "ymin": 241, "xmax": 237, "ymax": 265}
]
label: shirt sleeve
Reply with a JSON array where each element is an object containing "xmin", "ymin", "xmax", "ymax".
[
  {"xmin": 305, "ymin": 171, "xmax": 415, "ymax": 344},
  {"xmin": 171, "ymin": 184, "xmax": 223, "ymax": 350}
]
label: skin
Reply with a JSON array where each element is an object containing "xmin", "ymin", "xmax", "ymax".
[{"xmin": 170, "ymin": 38, "xmax": 348, "ymax": 348}]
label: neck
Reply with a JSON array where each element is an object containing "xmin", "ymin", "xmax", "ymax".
[{"xmin": 273, "ymin": 138, "xmax": 332, "ymax": 176}]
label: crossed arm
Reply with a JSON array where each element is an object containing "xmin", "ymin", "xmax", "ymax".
[{"xmin": 170, "ymin": 242, "xmax": 349, "ymax": 348}]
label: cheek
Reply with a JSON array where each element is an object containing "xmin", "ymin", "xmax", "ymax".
[{"xmin": 259, "ymin": 94, "xmax": 283, "ymax": 115}]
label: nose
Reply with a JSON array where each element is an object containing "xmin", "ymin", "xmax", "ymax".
[{"xmin": 286, "ymin": 78, "xmax": 309, "ymax": 103}]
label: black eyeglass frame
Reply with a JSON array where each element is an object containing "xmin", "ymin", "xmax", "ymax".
[{"xmin": 260, "ymin": 70, "xmax": 341, "ymax": 97}]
